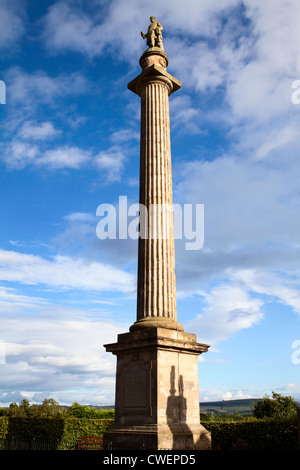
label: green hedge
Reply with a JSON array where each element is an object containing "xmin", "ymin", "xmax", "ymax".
[
  {"xmin": 58, "ymin": 418, "xmax": 113, "ymax": 449},
  {"xmin": 0, "ymin": 416, "xmax": 299, "ymax": 450},
  {"xmin": 0, "ymin": 416, "xmax": 114, "ymax": 450},
  {"xmin": 205, "ymin": 417, "xmax": 300, "ymax": 450}
]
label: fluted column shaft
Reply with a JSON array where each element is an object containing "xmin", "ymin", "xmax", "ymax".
[
  {"xmin": 128, "ymin": 51, "xmax": 182, "ymax": 331},
  {"xmin": 137, "ymin": 77, "xmax": 176, "ymax": 324}
]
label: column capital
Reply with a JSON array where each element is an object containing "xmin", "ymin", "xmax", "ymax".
[{"xmin": 128, "ymin": 64, "xmax": 181, "ymax": 97}]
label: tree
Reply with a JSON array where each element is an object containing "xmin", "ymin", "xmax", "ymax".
[
  {"xmin": 66, "ymin": 402, "xmax": 95, "ymax": 418},
  {"xmin": 66, "ymin": 402, "xmax": 115, "ymax": 419},
  {"xmin": 40, "ymin": 398, "xmax": 61, "ymax": 417},
  {"xmin": 253, "ymin": 392, "xmax": 298, "ymax": 419},
  {"xmin": 8, "ymin": 398, "xmax": 30, "ymax": 417},
  {"xmin": 6, "ymin": 398, "xmax": 62, "ymax": 418}
]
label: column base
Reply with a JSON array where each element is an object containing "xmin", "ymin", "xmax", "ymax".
[{"xmin": 130, "ymin": 317, "xmax": 184, "ymax": 332}]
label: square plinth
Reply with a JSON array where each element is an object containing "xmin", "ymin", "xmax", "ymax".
[{"xmin": 103, "ymin": 327, "xmax": 211, "ymax": 450}]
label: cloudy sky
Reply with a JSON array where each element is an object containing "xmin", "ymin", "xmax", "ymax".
[{"xmin": 0, "ymin": 0, "xmax": 300, "ymax": 406}]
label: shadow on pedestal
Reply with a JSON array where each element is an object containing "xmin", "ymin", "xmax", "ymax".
[{"xmin": 166, "ymin": 365, "xmax": 211, "ymax": 450}]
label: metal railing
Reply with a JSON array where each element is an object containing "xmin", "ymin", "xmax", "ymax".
[{"xmin": 0, "ymin": 438, "xmax": 59, "ymax": 450}]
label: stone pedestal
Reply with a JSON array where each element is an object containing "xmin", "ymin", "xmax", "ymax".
[
  {"xmin": 103, "ymin": 45, "xmax": 211, "ymax": 450},
  {"xmin": 103, "ymin": 328, "xmax": 211, "ymax": 450}
]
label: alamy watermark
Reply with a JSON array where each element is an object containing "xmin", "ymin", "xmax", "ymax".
[
  {"xmin": 291, "ymin": 340, "xmax": 300, "ymax": 365},
  {"xmin": 96, "ymin": 196, "xmax": 204, "ymax": 250},
  {"xmin": 291, "ymin": 80, "xmax": 300, "ymax": 104},
  {"xmin": 0, "ymin": 80, "xmax": 6, "ymax": 104},
  {"xmin": 0, "ymin": 341, "xmax": 5, "ymax": 365}
]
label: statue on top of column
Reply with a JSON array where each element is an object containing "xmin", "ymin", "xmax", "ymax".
[{"xmin": 141, "ymin": 16, "xmax": 164, "ymax": 50}]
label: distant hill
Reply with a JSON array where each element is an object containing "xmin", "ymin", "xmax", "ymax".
[
  {"xmin": 201, "ymin": 397, "xmax": 300, "ymax": 415},
  {"xmin": 87, "ymin": 399, "xmax": 258, "ymax": 414},
  {"xmin": 59, "ymin": 404, "xmax": 114, "ymax": 411},
  {"xmin": 88, "ymin": 405, "xmax": 115, "ymax": 410},
  {"xmin": 62, "ymin": 398, "xmax": 300, "ymax": 415},
  {"xmin": 77, "ymin": 398, "xmax": 256, "ymax": 415},
  {"xmin": 200, "ymin": 398, "xmax": 258, "ymax": 415}
]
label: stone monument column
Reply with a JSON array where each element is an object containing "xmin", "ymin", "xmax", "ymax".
[
  {"xmin": 103, "ymin": 18, "xmax": 211, "ymax": 451},
  {"xmin": 129, "ymin": 46, "xmax": 182, "ymax": 332}
]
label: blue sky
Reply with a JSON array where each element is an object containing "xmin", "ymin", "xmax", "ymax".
[{"xmin": 0, "ymin": 0, "xmax": 300, "ymax": 406}]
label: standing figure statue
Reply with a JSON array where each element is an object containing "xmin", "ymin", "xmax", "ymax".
[{"xmin": 141, "ymin": 16, "xmax": 164, "ymax": 50}]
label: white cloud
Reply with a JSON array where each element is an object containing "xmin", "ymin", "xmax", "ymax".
[
  {"xmin": 219, "ymin": 0, "xmax": 300, "ymax": 171},
  {"xmin": 184, "ymin": 265, "xmax": 300, "ymax": 346},
  {"xmin": 187, "ymin": 280, "xmax": 264, "ymax": 345},
  {"xmin": 110, "ymin": 129, "xmax": 139, "ymax": 144},
  {"xmin": 164, "ymin": 0, "xmax": 300, "ymax": 153},
  {"xmin": 230, "ymin": 269, "xmax": 300, "ymax": 316},
  {"xmin": 63, "ymin": 212, "xmax": 95, "ymax": 223},
  {"xmin": 0, "ymin": 249, "xmax": 135, "ymax": 293},
  {"xmin": 6, "ymin": 67, "xmax": 89, "ymax": 105},
  {"xmin": 244, "ymin": 0, "xmax": 300, "ymax": 75},
  {"xmin": 2, "ymin": 140, "xmax": 91, "ymax": 170},
  {"xmin": 42, "ymin": 1, "xmax": 105, "ymax": 58},
  {"xmin": 175, "ymin": 152, "xmax": 300, "ymax": 252},
  {"xmin": 3, "ymin": 140, "xmax": 40, "ymax": 169},
  {"xmin": 253, "ymin": 123, "xmax": 298, "ymax": 161},
  {"xmin": 0, "ymin": 285, "xmax": 48, "ymax": 314},
  {"xmin": 200, "ymin": 388, "xmax": 257, "ymax": 403},
  {"xmin": 173, "ymin": 118, "xmax": 300, "ymax": 343},
  {"xmin": 95, "ymin": 147, "xmax": 126, "ymax": 182},
  {"xmin": 38, "ymin": 146, "xmax": 91, "ymax": 170},
  {"xmin": 226, "ymin": 61, "xmax": 293, "ymax": 123},
  {"xmin": 0, "ymin": 292, "xmax": 125, "ymax": 404},
  {"xmin": 172, "ymin": 147, "xmax": 300, "ymax": 333},
  {"xmin": 170, "ymin": 94, "xmax": 203, "ymax": 134},
  {"xmin": 2, "ymin": 138, "xmax": 129, "ymax": 175},
  {"xmin": 18, "ymin": 121, "xmax": 61, "ymax": 141},
  {"xmin": 41, "ymin": 0, "xmax": 240, "ymax": 60},
  {"xmin": 0, "ymin": 1, "xmax": 25, "ymax": 51},
  {"xmin": 168, "ymin": 40, "xmax": 227, "ymax": 93}
]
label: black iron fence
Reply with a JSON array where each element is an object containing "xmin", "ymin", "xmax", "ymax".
[{"xmin": 0, "ymin": 438, "xmax": 59, "ymax": 450}]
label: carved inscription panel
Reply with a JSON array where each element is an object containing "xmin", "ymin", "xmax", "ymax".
[{"xmin": 124, "ymin": 362, "xmax": 147, "ymax": 408}]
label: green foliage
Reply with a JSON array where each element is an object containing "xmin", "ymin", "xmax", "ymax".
[
  {"xmin": 201, "ymin": 394, "xmax": 299, "ymax": 450},
  {"xmin": 0, "ymin": 397, "xmax": 298, "ymax": 450},
  {"xmin": 5, "ymin": 398, "xmax": 62, "ymax": 418},
  {"xmin": 205, "ymin": 416, "xmax": 299, "ymax": 450},
  {"xmin": 0, "ymin": 417, "xmax": 8, "ymax": 440},
  {"xmin": 0, "ymin": 415, "xmax": 113, "ymax": 450},
  {"xmin": 253, "ymin": 392, "xmax": 298, "ymax": 419},
  {"xmin": 0, "ymin": 398, "xmax": 115, "ymax": 450},
  {"xmin": 201, "ymin": 412, "xmax": 254, "ymax": 422},
  {"xmin": 58, "ymin": 418, "xmax": 113, "ymax": 450},
  {"xmin": 66, "ymin": 402, "xmax": 114, "ymax": 419},
  {"xmin": 1, "ymin": 398, "xmax": 114, "ymax": 420},
  {"xmin": 1, "ymin": 412, "xmax": 298, "ymax": 450}
]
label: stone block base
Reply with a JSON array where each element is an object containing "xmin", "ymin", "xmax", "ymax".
[
  {"xmin": 103, "ymin": 326, "xmax": 211, "ymax": 451},
  {"xmin": 103, "ymin": 423, "xmax": 211, "ymax": 450}
]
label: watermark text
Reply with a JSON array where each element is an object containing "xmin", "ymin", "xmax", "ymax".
[
  {"xmin": 291, "ymin": 80, "xmax": 300, "ymax": 104},
  {"xmin": 291, "ymin": 340, "xmax": 300, "ymax": 365},
  {"xmin": 0, "ymin": 80, "xmax": 5, "ymax": 104},
  {"xmin": 0, "ymin": 341, "xmax": 5, "ymax": 365},
  {"xmin": 96, "ymin": 196, "xmax": 204, "ymax": 250}
]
